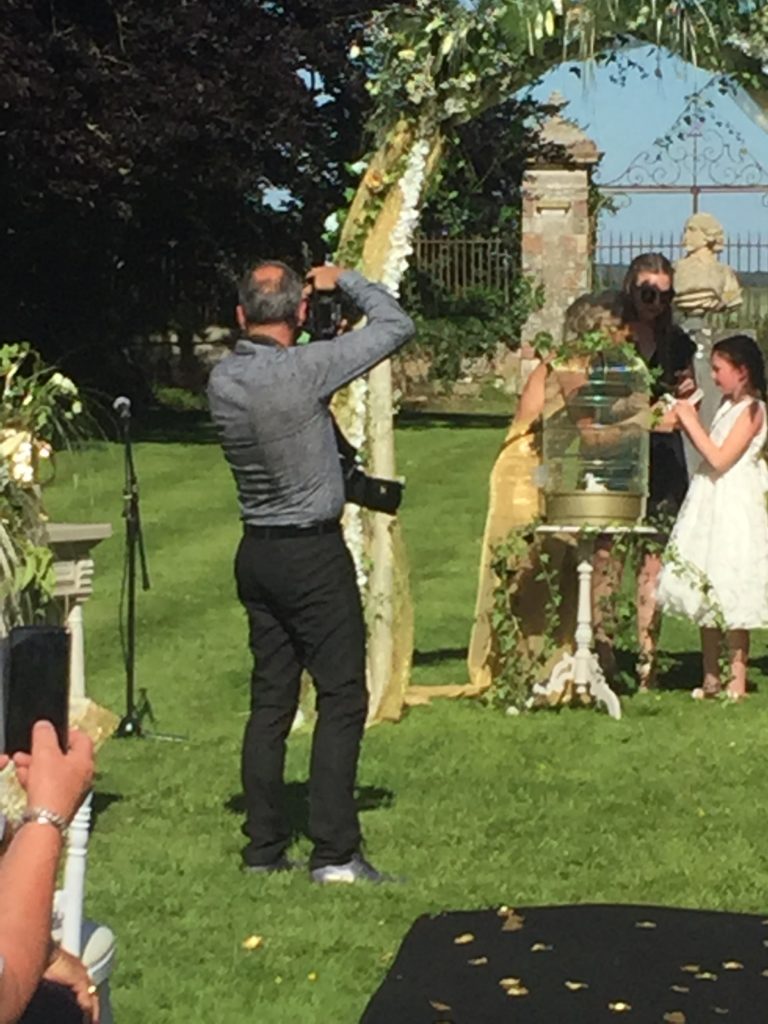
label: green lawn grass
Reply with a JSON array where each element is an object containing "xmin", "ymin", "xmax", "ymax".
[{"xmin": 44, "ymin": 410, "xmax": 768, "ymax": 1024}]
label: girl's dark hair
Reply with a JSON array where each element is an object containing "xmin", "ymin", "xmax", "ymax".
[{"xmin": 712, "ymin": 334, "xmax": 767, "ymax": 400}]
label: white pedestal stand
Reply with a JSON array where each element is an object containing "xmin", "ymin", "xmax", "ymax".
[
  {"xmin": 44, "ymin": 522, "xmax": 112, "ymax": 714},
  {"xmin": 532, "ymin": 525, "xmax": 657, "ymax": 721}
]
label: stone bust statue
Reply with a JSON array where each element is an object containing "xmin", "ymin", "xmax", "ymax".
[{"xmin": 673, "ymin": 212, "xmax": 742, "ymax": 314}]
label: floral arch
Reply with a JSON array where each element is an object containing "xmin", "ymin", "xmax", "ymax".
[{"xmin": 333, "ymin": 0, "xmax": 768, "ymax": 722}]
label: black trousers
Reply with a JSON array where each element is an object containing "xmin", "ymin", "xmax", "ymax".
[{"xmin": 235, "ymin": 528, "xmax": 368, "ymax": 869}]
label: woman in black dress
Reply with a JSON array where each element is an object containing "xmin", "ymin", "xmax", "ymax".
[{"xmin": 594, "ymin": 252, "xmax": 696, "ymax": 687}]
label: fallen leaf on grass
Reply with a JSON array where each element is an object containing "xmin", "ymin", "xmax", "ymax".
[
  {"xmin": 241, "ymin": 935, "xmax": 264, "ymax": 951},
  {"xmin": 307, "ymin": 972, "xmax": 318, "ymax": 982}
]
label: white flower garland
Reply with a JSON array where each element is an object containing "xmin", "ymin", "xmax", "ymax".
[
  {"xmin": 344, "ymin": 376, "xmax": 369, "ymax": 591},
  {"xmin": 380, "ymin": 136, "xmax": 431, "ymax": 298},
  {"xmin": 345, "ymin": 134, "xmax": 431, "ymax": 592}
]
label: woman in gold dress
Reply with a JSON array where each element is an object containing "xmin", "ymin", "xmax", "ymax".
[{"xmin": 466, "ymin": 291, "xmax": 635, "ymax": 696}]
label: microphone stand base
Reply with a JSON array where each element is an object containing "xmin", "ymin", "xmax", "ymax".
[
  {"xmin": 115, "ymin": 716, "xmax": 186, "ymax": 742},
  {"xmin": 116, "ymin": 712, "xmax": 144, "ymax": 738}
]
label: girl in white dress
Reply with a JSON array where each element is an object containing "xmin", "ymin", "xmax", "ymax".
[{"xmin": 657, "ymin": 334, "xmax": 768, "ymax": 700}]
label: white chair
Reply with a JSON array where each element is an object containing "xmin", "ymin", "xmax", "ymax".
[{"xmin": 52, "ymin": 793, "xmax": 117, "ymax": 1024}]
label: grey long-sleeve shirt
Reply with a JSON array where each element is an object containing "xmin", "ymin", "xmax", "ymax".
[{"xmin": 207, "ymin": 270, "xmax": 415, "ymax": 526}]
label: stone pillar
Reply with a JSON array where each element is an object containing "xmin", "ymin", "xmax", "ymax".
[{"xmin": 521, "ymin": 94, "xmax": 601, "ymax": 366}]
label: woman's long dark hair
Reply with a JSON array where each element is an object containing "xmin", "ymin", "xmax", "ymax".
[
  {"xmin": 712, "ymin": 334, "xmax": 767, "ymax": 400},
  {"xmin": 622, "ymin": 251, "xmax": 677, "ymax": 386}
]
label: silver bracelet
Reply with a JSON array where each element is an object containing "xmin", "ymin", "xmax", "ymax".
[{"xmin": 20, "ymin": 806, "xmax": 69, "ymax": 836}]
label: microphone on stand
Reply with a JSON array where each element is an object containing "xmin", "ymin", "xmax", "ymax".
[{"xmin": 113, "ymin": 395, "xmax": 132, "ymax": 420}]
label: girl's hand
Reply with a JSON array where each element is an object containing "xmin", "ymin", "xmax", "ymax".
[{"xmin": 673, "ymin": 399, "xmax": 698, "ymax": 429}]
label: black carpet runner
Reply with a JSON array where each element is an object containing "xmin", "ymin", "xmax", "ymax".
[{"xmin": 361, "ymin": 903, "xmax": 768, "ymax": 1022}]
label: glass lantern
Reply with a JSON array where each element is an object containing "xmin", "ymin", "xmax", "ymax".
[{"xmin": 542, "ymin": 352, "xmax": 650, "ymax": 526}]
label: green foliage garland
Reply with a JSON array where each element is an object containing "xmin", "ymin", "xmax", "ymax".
[{"xmin": 483, "ymin": 522, "xmax": 561, "ymax": 713}]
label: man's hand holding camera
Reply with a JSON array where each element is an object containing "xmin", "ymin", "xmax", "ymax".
[{"xmin": 305, "ymin": 265, "xmax": 344, "ymax": 294}]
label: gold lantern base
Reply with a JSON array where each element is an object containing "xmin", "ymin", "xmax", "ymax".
[{"xmin": 544, "ymin": 491, "xmax": 646, "ymax": 527}]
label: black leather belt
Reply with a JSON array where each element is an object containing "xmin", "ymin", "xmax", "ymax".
[{"xmin": 243, "ymin": 520, "xmax": 341, "ymax": 539}]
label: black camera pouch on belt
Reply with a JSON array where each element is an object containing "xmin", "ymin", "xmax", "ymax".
[{"xmin": 343, "ymin": 465, "xmax": 403, "ymax": 515}]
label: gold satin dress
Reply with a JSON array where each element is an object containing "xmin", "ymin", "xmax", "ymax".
[{"xmin": 467, "ymin": 366, "xmax": 581, "ymax": 693}]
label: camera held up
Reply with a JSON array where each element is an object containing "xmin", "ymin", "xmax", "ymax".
[{"xmin": 305, "ymin": 284, "xmax": 346, "ymax": 341}]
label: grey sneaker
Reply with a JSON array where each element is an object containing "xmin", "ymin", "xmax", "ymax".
[{"xmin": 310, "ymin": 853, "xmax": 394, "ymax": 885}]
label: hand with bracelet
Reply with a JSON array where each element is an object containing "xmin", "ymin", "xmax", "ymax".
[
  {"xmin": 1, "ymin": 719, "xmax": 93, "ymax": 828},
  {"xmin": 0, "ymin": 720, "xmax": 94, "ymax": 1024}
]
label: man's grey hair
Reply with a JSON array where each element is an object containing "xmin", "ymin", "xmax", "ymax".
[{"xmin": 238, "ymin": 261, "xmax": 304, "ymax": 327}]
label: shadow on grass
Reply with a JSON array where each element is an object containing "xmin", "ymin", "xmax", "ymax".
[
  {"xmin": 641, "ymin": 650, "xmax": 768, "ymax": 693},
  {"xmin": 91, "ymin": 791, "xmax": 125, "ymax": 832},
  {"xmin": 413, "ymin": 646, "xmax": 468, "ymax": 666},
  {"xmin": 132, "ymin": 408, "xmax": 217, "ymax": 445},
  {"xmin": 126, "ymin": 402, "xmax": 510, "ymax": 443},
  {"xmin": 224, "ymin": 783, "xmax": 395, "ymax": 842},
  {"xmin": 397, "ymin": 409, "xmax": 510, "ymax": 431}
]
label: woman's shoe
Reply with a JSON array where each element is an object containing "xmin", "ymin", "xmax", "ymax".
[
  {"xmin": 691, "ymin": 679, "xmax": 722, "ymax": 700},
  {"xmin": 636, "ymin": 657, "xmax": 656, "ymax": 692}
]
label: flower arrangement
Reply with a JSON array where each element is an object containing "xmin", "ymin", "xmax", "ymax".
[{"xmin": 0, "ymin": 342, "xmax": 84, "ymax": 626}]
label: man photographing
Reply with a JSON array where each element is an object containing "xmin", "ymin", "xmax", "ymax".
[{"xmin": 207, "ymin": 262, "xmax": 414, "ymax": 883}]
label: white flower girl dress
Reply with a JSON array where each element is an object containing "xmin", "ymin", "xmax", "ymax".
[{"xmin": 657, "ymin": 397, "xmax": 768, "ymax": 629}]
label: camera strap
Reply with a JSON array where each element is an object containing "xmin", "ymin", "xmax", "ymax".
[{"xmin": 331, "ymin": 416, "xmax": 359, "ymax": 466}]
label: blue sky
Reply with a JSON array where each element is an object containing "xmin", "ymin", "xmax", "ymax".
[
  {"xmin": 525, "ymin": 48, "xmax": 768, "ymax": 247},
  {"xmin": 268, "ymin": 45, "xmax": 768, "ymax": 256}
]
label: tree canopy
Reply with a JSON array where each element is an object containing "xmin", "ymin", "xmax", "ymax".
[{"xmin": 0, "ymin": 0, "xmax": 394, "ymax": 366}]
